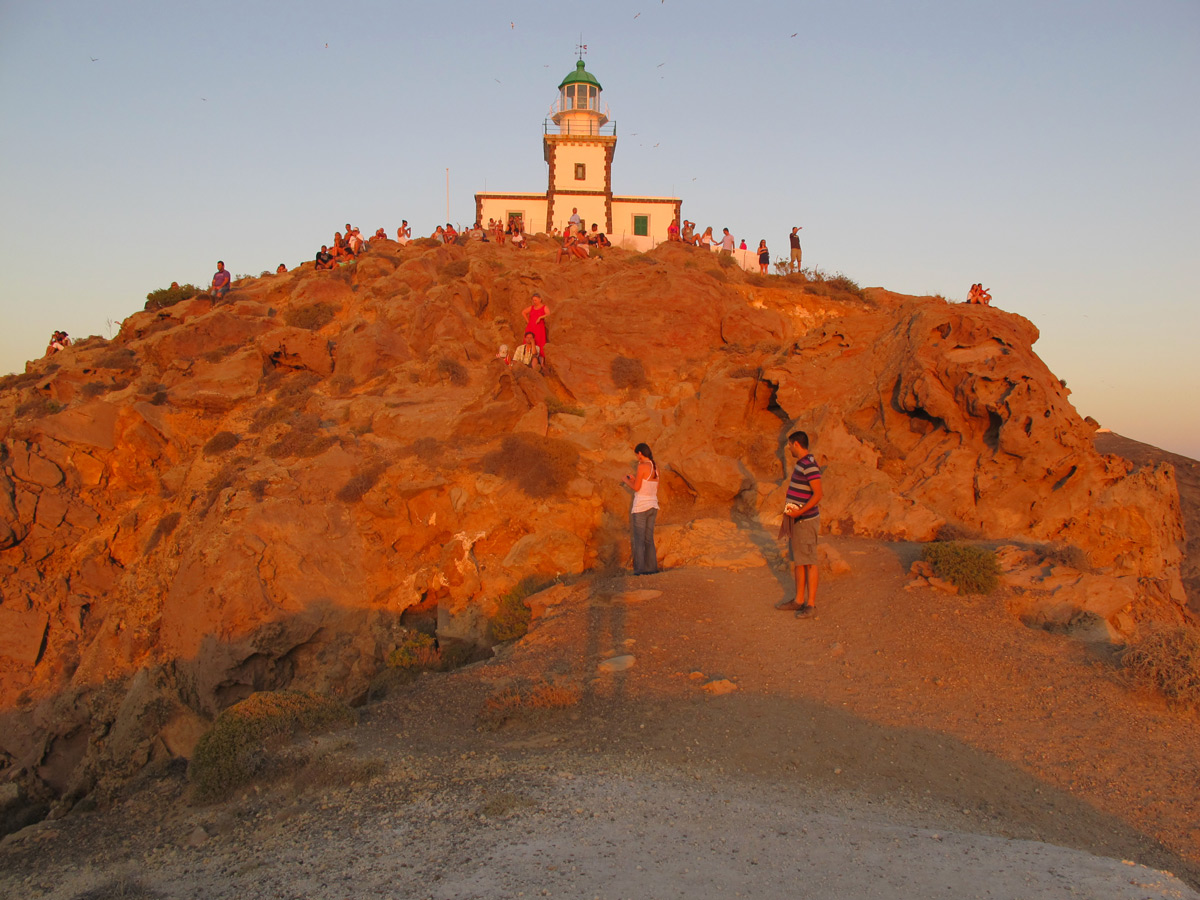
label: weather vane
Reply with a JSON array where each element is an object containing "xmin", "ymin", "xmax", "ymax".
[{"xmin": 576, "ymin": 36, "xmax": 588, "ymax": 60}]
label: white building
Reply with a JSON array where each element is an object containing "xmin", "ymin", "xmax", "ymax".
[{"xmin": 475, "ymin": 59, "xmax": 681, "ymax": 249}]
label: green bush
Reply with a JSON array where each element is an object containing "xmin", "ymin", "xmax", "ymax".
[
  {"xmin": 546, "ymin": 396, "xmax": 585, "ymax": 417},
  {"xmin": 1123, "ymin": 626, "xmax": 1200, "ymax": 708},
  {"xmin": 386, "ymin": 629, "xmax": 440, "ymax": 669},
  {"xmin": 188, "ymin": 691, "xmax": 354, "ymax": 802},
  {"xmin": 921, "ymin": 541, "xmax": 1000, "ymax": 594},
  {"xmin": 490, "ymin": 579, "xmax": 540, "ymax": 643},
  {"xmin": 145, "ymin": 283, "xmax": 202, "ymax": 311}
]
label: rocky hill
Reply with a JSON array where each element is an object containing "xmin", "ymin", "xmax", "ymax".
[{"xmin": 0, "ymin": 235, "xmax": 1190, "ymax": 817}]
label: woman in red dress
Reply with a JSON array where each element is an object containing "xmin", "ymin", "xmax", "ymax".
[{"xmin": 521, "ymin": 293, "xmax": 549, "ymax": 356}]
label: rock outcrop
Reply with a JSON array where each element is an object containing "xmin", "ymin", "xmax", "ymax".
[{"xmin": 0, "ymin": 236, "xmax": 1188, "ymax": 814}]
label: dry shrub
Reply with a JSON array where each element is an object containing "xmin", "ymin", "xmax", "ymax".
[
  {"xmin": 72, "ymin": 877, "xmax": 165, "ymax": 900},
  {"xmin": 187, "ymin": 690, "xmax": 355, "ymax": 802},
  {"xmin": 629, "ymin": 254, "xmax": 659, "ymax": 266},
  {"xmin": 202, "ymin": 343, "xmax": 241, "ymax": 364},
  {"xmin": 921, "ymin": 541, "xmax": 1000, "ymax": 594},
  {"xmin": 80, "ymin": 381, "xmax": 109, "ymax": 399},
  {"xmin": 436, "ymin": 357, "xmax": 469, "ymax": 386},
  {"xmin": 0, "ymin": 372, "xmax": 41, "ymax": 393},
  {"xmin": 14, "ymin": 397, "xmax": 63, "ymax": 418},
  {"xmin": 202, "ymin": 431, "xmax": 240, "ymax": 456},
  {"xmin": 611, "ymin": 356, "xmax": 648, "ymax": 391},
  {"xmin": 479, "ymin": 679, "xmax": 581, "ymax": 729},
  {"xmin": 1042, "ymin": 542, "xmax": 1093, "ymax": 572},
  {"xmin": 546, "ymin": 396, "xmax": 584, "ymax": 417},
  {"xmin": 403, "ymin": 436, "xmax": 442, "ymax": 459},
  {"xmin": 336, "ymin": 464, "xmax": 385, "ymax": 503},
  {"xmin": 144, "ymin": 511, "xmax": 182, "ymax": 554},
  {"xmin": 276, "ymin": 371, "xmax": 322, "ymax": 399},
  {"xmin": 266, "ymin": 428, "xmax": 337, "ymax": 459},
  {"xmin": 1123, "ymin": 626, "xmax": 1200, "ymax": 709},
  {"xmin": 717, "ymin": 253, "xmax": 737, "ymax": 269},
  {"xmin": 250, "ymin": 400, "xmax": 299, "ymax": 433},
  {"xmin": 411, "ymin": 237, "xmax": 441, "ymax": 249},
  {"xmin": 284, "ymin": 302, "xmax": 338, "ymax": 331},
  {"xmin": 440, "ymin": 259, "xmax": 470, "ymax": 279},
  {"xmin": 96, "ymin": 348, "xmax": 138, "ymax": 370},
  {"xmin": 479, "ymin": 433, "xmax": 579, "ymax": 498}
]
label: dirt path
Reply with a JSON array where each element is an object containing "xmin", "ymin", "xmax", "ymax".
[{"xmin": 2, "ymin": 536, "xmax": 1198, "ymax": 899}]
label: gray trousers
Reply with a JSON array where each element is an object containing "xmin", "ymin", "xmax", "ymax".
[{"xmin": 631, "ymin": 508, "xmax": 658, "ymax": 575}]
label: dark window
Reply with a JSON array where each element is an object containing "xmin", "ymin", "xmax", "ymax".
[
  {"xmin": 574, "ymin": 163, "xmax": 586, "ymax": 181},
  {"xmin": 633, "ymin": 215, "xmax": 649, "ymax": 237}
]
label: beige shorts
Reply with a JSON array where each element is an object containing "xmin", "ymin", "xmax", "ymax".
[{"xmin": 789, "ymin": 516, "xmax": 819, "ymax": 566}]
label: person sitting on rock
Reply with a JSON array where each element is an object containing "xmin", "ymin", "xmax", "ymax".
[
  {"xmin": 346, "ymin": 225, "xmax": 365, "ymax": 255},
  {"xmin": 556, "ymin": 229, "xmax": 589, "ymax": 263},
  {"xmin": 443, "ymin": 223, "xmax": 459, "ymax": 244},
  {"xmin": 46, "ymin": 330, "xmax": 71, "ymax": 354},
  {"xmin": 332, "ymin": 231, "xmax": 350, "ymax": 260},
  {"xmin": 396, "ymin": 220, "xmax": 411, "ymax": 245},
  {"xmin": 511, "ymin": 332, "xmax": 542, "ymax": 370},
  {"xmin": 667, "ymin": 217, "xmax": 681, "ymax": 242},
  {"xmin": 495, "ymin": 343, "xmax": 510, "ymax": 364},
  {"xmin": 966, "ymin": 283, "xmax": 992, "ymax": 305},
  {"xmin": 315, "ymin": 246, "xmax": 336, "ymax": 270},
  {"xmin": 510, "ymin": 224, "xmax": 527, "ymax": 249},
  {"xmin": 681, "ymin": 220, "xmax": 695, "ymax": 244},
  {"xmin": 432, "ymin": 225, "xmax": 446, "ymax": 243},
  {"xmin": 211, "ymin": 260, "xmax": 231, "ymax": 300},
  {"xmin": 374, "ymin": 227, "xmax": 388, "ymax": 241},
  {"xmin": 698, "ymin": 226, "xmax": 714, "ymax": 250},
  {"xmin": 587, "ymin": 223, "xmax": 610, "ymax": 255},
  {"xmin": 276, "ymin": 263, "xmax": 288, "ymax": 274}
]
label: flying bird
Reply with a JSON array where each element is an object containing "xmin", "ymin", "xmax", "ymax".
[
  {"xmin": 790, "ymin": 33, "xmax": 797, "ymax": 37},
  {"xmin": 494, "ymin": 78, "xmax": 501, "ymax": 83},
  {"xmin": 653, "ymin": 142, "xmax": 660, "ymax": 147},
  {"xmin": 510, "ymin": 21, "xmax": 515, "ymax": 29},
  {"xmin": 657, "ymin": 62, "xmax": 665, "ymax": 68},
  {"xmin": 89, "ymin": 56, "xmax": 99, "ymax": 62},
  {"xmin": 634, "ymin": 12, "xmax": 641, "ymax": 18}
]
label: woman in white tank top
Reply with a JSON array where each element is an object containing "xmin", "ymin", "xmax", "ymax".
[{"xmin": 622, "ymin": 442, "xmax": 660, "ymax": 575}]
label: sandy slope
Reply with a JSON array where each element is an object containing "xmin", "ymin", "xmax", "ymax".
[{"xmin": 2, "ymin": 531, "xmax": 1198, "ymax": 900}]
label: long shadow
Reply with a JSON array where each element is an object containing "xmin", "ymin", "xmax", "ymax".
[{"xmin": 529, "ymin": 688, "xmax": 1200, "ymax": 892}]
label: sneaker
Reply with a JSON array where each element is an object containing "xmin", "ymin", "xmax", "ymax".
[
  {"xmin": 774, "ymin": 600, "xmax": 802, "ymax": 611},
  {"xmin": 794, "ymin": 604, "xmax": 817, "ymax": 620}
]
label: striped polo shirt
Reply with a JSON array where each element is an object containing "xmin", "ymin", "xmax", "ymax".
[{"xmin": 785, "ymin": 454, "xmax": 822, "ymax": 520}]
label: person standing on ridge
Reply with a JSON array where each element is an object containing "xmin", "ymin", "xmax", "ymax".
[
  {"xmin": 717, "ymin": 228, "xmax": 735, "ymax": 255},
  {"xmin": 789, "ymin": 226, "xmax": 803, "ymax": 273},
  {"xmin": 775, "ymin": 430, "xmax": 823, "ymax": 618}
]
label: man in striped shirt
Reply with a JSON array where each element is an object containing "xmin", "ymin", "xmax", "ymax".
[{"xmin": 776, "ymin": 430, "xmax": 823, "ymax": 619}]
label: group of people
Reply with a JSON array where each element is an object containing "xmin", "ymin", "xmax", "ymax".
[
  {"xmin": 966, "ymin": 283, "xmax": 992, "ymax": 305},
  {"xmin": 553, "ymin": 208, "xmax": 610, "ymax": 263},
  {"xmin": 496, "ymin": 294, "xmax": 549, "ymax": 370}
]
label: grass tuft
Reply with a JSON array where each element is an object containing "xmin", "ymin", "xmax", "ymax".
[
  {"xmin": 386, "ymin": 629, "xmax": 441, "ymax": 670},
  {"xmin": 479, "ymin": 678, "xmax": 581, "ymax": 729},
  {"xmin": 490, "ymin": 577, "xmax": 544, "ymax": 643},
  {"xmin": 436, "ymin": 357, "xmax": 469, "ymax": 386},
  {"xmin": 921, "ymin": 541, "xmax": 1000, "ymax": 594}
]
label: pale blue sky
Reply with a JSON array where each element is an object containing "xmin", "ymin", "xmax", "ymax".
[{"xmin": 2, "ymin": 1, "xmax": 1197, "ymax": 457}]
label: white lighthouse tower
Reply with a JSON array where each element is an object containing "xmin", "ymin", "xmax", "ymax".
[{"xmin": 475, "ymin": 56, "xmax": 680, "ymax": 245}]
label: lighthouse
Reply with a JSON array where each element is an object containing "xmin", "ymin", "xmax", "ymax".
[{"xmin": 475, "ymin": 56, "xmax": 680, "ymax": 247}]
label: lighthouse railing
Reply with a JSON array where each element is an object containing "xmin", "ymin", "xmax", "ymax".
[{"xmin": 543, "ymin": 118, "xmax": 617, "ymax": 137}]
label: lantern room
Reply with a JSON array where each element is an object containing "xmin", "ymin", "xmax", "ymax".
[{"xmin": 549, "ymin": 60, "xmax": 610, "ymax": 136}]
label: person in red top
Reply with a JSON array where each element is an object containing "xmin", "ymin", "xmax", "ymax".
[
  {"xmin": 775, "ymin": 430, "xmax": 823, "ymax": 618},
  {"xmin": 521, "ymin": 293, "xmax": 549, "ymax": 356}
]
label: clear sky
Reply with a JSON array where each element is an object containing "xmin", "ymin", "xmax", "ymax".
[{"xmin": 1, "ymin": 1, "xmax": 1197, "ymax": 458}]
